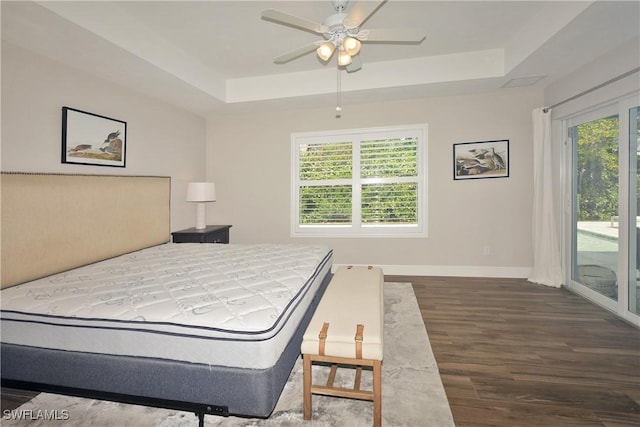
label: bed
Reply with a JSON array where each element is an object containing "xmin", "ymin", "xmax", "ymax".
[{"xmin": 0, "ymin": 172, "xmax": 333, "ymax": 425}]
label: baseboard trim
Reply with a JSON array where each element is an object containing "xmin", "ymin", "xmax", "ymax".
[{"xmin": 332, "ymin": 264, "xmax": 531, "ymax": 278}]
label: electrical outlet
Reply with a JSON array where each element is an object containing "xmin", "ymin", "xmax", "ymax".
[{"xmin": 483, "ymin": 245, "xmax": 492, "ymax": 255}]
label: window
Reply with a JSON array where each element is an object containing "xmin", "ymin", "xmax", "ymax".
[{"xmin": 291, "ymin": 124, "xmax": 427, "ymax": 237}]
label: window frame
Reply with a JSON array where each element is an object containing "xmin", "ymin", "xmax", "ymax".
[{"xmin": 291, "ymin": 124, "xmax": 428, "ymax": 238}]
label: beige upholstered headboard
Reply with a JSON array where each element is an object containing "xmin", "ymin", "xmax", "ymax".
[{"xmin": 1, "ymin": 172, "xmax": 171, "ymax": 288}]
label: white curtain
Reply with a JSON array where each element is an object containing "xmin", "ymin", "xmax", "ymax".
[{"xmin": 528, "ymin": 108, "xmax": 563, "ymax": 287}]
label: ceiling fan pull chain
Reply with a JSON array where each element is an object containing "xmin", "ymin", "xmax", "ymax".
[{"xmin": 336, "ymin": 65, "xmax": 342, "ymax": 118}]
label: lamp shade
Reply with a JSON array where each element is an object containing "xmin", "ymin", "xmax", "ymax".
[
  {"xmin": 337, "ymin": 50, "xmax": 352, "ymax": 66},
  {"xmin": 316, "ymin": 42, "xmax": 336, "ymax": 62},
  {"xmin": 186, "ymin": 182, "xmax": 216, "ymax": 202},
  {"xmin": 343, "ymin": 37, "xmax": 361, "ymax": 56}
]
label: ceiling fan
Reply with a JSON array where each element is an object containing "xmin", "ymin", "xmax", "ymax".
[{"xmin": 261, "ymin": 0, "xmax": 426, "ymax": 73}]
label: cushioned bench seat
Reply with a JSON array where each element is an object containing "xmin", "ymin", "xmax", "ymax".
[{"xmin": 301, "ymin": 265, "xmax": 384, "ymax": 427}]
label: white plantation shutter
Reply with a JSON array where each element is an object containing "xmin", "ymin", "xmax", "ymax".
[
  {"xmin": 360, "ymin": 137, "xmax": 419, "ymax": 225},
  {"xmin": 298, "ymin": 142, "xmax": 353, "ymax": 225},
  {"xmin": 292, "ymin": 125, "xmax": 427, "ymax": 237}
]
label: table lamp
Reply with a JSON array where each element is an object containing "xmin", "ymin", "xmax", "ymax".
[{"xmin": 186, "ymin": 182, "xmax": 216, "ymax": 229}]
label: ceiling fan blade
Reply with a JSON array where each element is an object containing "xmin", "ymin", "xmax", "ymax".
[
  {"xmin": 344, "ymin": 0, "xmax": 387, "ymax": 29},
  {"xmin": 273, "ymin": 41, "xmax": 324, "ymax": 64},
  {"xmin": 358, "ymin": 28, "xmax": 426, "ymax": 43},
  {"xmin": 262, "ymin": 9, "xmax": 328, "ymax": 34},
  {"xmin": 345, "ymin": 54, "xmax": 362, "ymax": 73}
]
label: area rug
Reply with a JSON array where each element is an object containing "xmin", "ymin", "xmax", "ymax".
[{"xmin": 4, "ymin": 283, "xmax": 454, "ymax": 427}]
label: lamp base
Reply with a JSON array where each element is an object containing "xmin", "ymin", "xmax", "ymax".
[{"xmin": 195, "ymin": 203, "xmax": 207, "ymax": 230}]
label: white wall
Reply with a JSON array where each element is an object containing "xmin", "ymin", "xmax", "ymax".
[
  {"xmin": 207, "ymin": 88, "xmax": 543, "ymax": 276},
  {"xmin": 545, "ymin": 37, "xmax": 640, "ymax": 115},
  {"xmin": 1, "ymin": 41, "xmax": 207, "ymax": 232}
]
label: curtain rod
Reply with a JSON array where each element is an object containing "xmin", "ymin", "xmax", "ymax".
[{"xmin": 543, "ymin": 67, "xmax": 640, "ymax": 113}]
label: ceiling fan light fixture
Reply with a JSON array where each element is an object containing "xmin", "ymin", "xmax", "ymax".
[
  {"xmin": 316, "ymin": 42, "xmax": 336, "ymax": 62},
  {"xmin": 338, "ymin": 50, "xmax": 352, "ymax": 66},
  {"xmin": 342, "ymin": 37, "xmax": 361, "ymax": 56}
]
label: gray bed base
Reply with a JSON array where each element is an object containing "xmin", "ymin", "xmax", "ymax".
[{"xmin": 1, "ymin": 270, "xmax": 332, "ymax": 425}]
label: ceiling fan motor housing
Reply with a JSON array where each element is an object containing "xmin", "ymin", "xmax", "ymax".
[
  {"xmin": 323, "ymin": 12, "xmax": 360, "ymax": 45},
  {"xmin": 324, "ymin": 12, "xmax": 348, "ymax": 31}
]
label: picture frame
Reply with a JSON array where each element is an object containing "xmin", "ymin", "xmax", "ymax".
[
  {"xmin": 62, "ymin": 106, "xmax": 127, "ymax": 168},
  {"xmin": 453, "ymin": 139, "xmax": 509, "ymax": 180}
]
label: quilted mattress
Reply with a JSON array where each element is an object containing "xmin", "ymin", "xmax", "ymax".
[{"xmin": 1, "ymin": 243, "xmax": 333, "ymax": 369}]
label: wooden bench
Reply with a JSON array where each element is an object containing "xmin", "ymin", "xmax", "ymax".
[{"xmin": 301, "ymin": 265, "xmax": 384, "ymax": 427}]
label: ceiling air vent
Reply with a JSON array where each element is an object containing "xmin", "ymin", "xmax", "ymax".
[{"xmin": 502, "ymin": 75, "xmax": 547, "ymax": 88}]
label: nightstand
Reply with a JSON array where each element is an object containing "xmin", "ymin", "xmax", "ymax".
[{"xmin": 171, "ymin": 225, "xmax": 232, "ymax": 244}]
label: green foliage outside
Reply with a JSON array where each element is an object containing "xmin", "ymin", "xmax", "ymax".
[
  {"xmin": 576, "ymin": 116, "xmax": 619, "ymax": 221},
  {"xmin": 361, "ymin": 183, "xmax": 417, "ymax": 224},
  {"xmin": 300, "ymin": 185, "xmax": 352, "ymax": 224},
  {"xmin": 576, "ymin": 110, "xmax": 640, "ymax": 221},
  {"xmin": 574, "ymin": 108, "xmax": 640, "ymax": 221},
  {"xmin": 299, "ymin": 142, "xmax": 352, "ymax": 181},
  {"xmin": 360, "ymin": 139, "xmax": 418, "ymax": 178}
]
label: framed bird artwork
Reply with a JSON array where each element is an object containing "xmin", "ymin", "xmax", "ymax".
[
  {"xmin": 61, "ymin": 106, "xmax": 127, "ymax": 168},
  {"xmin": 453, "ymin": 139, "xmax": 509, "ymax": 180}
]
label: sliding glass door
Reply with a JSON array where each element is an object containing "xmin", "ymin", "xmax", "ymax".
[
  {"xmin": 570, "ymin": 110, "xmax": 619, "ymax": 308},
  {"xmin": 567, "ymin": 96, "xmax": 640, "ymax": 324}
]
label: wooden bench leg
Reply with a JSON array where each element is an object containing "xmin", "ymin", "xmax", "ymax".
[
  {"xmin": 303, "ymin": 354, "xmax": 312, "ymax": 420},
  {"xmin": 303, "ymin": 355, "xmax": 383, "ymax": 426},
  {"xmin": 373, "ymin": 360, "xmax": 382, "ymax": 427}
]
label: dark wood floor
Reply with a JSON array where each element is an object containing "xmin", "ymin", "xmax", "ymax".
[
  {"xmin": 3, "ymin": 276, "xmax": 640, "ymax": 427},
  {"xmin": 1, "ymin": 388, "xmax": 38, "ymax": 412},
  {"xmin": 387, "ymin": 275, "xmax": 640, "ymax": 427}
]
